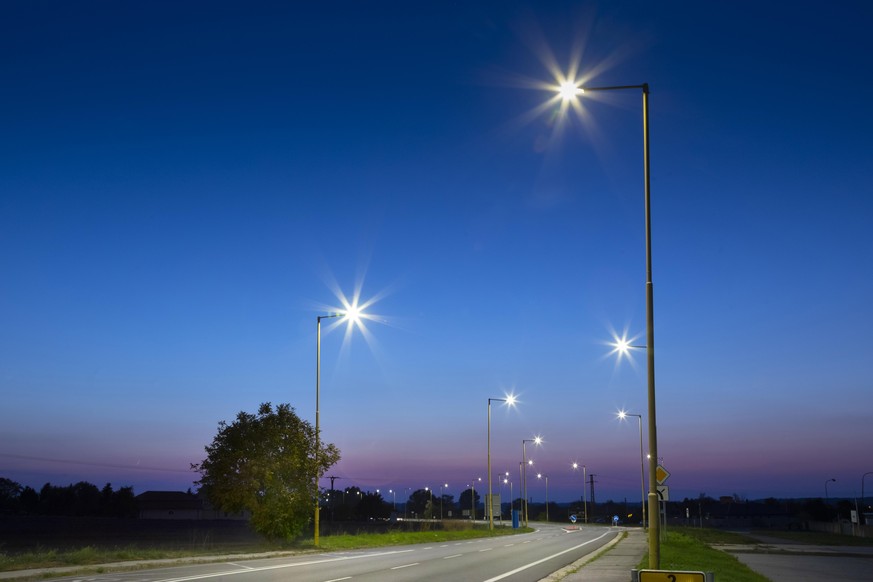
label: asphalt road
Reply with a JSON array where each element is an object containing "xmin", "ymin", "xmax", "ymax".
[{"xmin": 50, "ymin": 524, "xmax": 618, "ymax": 582}]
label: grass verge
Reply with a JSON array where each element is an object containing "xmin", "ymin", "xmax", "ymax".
[
  {"xmin": 0, "ymin": 525, "xmax": 533, "ymax": 574},
  {"xmin": 317, "ymin": 525, "xmax": 532, "ymax": 550},
  {"xmin": 638, "ymin": 528, "xmax": 769, "ymax": 582}
]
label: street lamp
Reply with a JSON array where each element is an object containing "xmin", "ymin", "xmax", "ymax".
[
  {"xmin": 862, "ymin": 472, "xmax": 873, "ymax": 524},
  {"xmin": 537, "ymin": 473, "xmax": 549, "ymax": 522},
  {"xmin": 488, "ymin": 395, "xmax": 516, "ymax": 530},
  {"xmin": 503, "ymin": 473, "xmax": 512, "ymax": 519},
  {"xmin": 572, "ymin": 462, "xmax": 588, "ymax": 523},
  {"xmin": 469, "ymin": 477, "xmax": 482, "ymax": 520},
  {"xmin": 425, "ymin": 487, "xmax": 433, "ymax": 519},
  {"xmin": 522, "ymin": 436, "xmax": 542, "ymax": 527},
  {"xmin": 825, "ymin": 478, "xmax": 836, "ymax": 502},
  {"xmin": 315, "ymin": 306, "xmax": 361, "ymax": 547},
  {"xmin": 388, "ymin": 489, "xmax": 396, "ymax": 510},
  {"xmin": 617, "ymin": 410, "xmax": 647, "ymax": 529},
  {"xmin": 439, "ymin": 483, "xmax": 448, "ymax": 520},
  {"xmin": 558, "ymin": 79, "xmax": 659, "ymax": 567}
]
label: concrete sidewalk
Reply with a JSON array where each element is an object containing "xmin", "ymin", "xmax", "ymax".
[{"xmin": 541, "ymin": 528, "xmax": 648, "ymax": 582}]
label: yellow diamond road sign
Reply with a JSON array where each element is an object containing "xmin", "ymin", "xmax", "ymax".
[{"xmin": 656, "ymin": 464, "xmax": 670, "ymax": 485}]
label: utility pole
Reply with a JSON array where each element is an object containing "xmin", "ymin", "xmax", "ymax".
[{"xmin": 589, "ymin": 474, "xmax": 597, "ymax": 508}]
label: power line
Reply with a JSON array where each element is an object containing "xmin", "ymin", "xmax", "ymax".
[{"xmin": 0, "ymin": 453, "xmax": 192, "ymax": 474}]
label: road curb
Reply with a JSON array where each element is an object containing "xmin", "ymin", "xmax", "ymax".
[{"xmin": 537, "ymin": 529, "xmax": 626, "ymax": 581}]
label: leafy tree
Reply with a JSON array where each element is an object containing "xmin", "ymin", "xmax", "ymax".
[
  {"xmin": 406, "ymin": 488, "xmax": 431, "ymax": 517},
  {"xmin": 357, "ymin": 491, "xmax": 390, "ymax": 520},
  {"xmin": 71, "ymin": 481, "xmax": 101, "ymax": 515},
  {"xmin": 800, "ymin": 498, "xmax": 832, "ymax": 521},
  {"xmin": 192, "ymin": 402, "xmax": 340, "ymax": 541},
  {"xmin": 438, "ymin": 494, "xmax": 455, "ymax": 517},
  {"xmin": 109, "ymin": 485, "xmax": 138, "ymax": 518},
  {"xmin": 458, "ymin": 488, "xmax": 481, "ymax": 517},
  {"xmin": 20, "ymin": 486, "xmax": 38, "ymax": 514},
  {"xmin": 0, "ymin": 478, "xmax": 22, "ymax": 514}
]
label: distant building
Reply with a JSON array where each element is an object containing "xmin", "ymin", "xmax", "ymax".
[{"xmin": 136, "ymin": 491, "xmax": 249, "ymax": 520}]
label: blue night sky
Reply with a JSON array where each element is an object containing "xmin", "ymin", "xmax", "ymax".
[{"xmin": 2, "ymin": 1, "xmax": 872, "ymax": 505}]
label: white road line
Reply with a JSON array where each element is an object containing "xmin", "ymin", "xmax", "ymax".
[
  {"xmin": 504, "ymin": 544, "xmax": 514, "ymax": 547},
  {"xmin": 390, "ymin": 563, "xmax": 419, "ymax": 570},
  {"xmin": 482, "ymin": 531, "xmax": 614, "ymax": 582},
  {"xmin": 151, "ymin": 549, "xmax": 415, "ymax": 582},
  {"xmin": 478, "ymin": 548, "xmax": 493, "ymax": 552},
  {"xmin": 225, "ymin": 563, "xmax": 254, "ymax": 570},
  {"xmin": 325, "ymin": 578, "xmax": 352, "ymax": 582},
  {"xmin": 443, "ymin": 554, "xmax": 464, "ymax": 559}
]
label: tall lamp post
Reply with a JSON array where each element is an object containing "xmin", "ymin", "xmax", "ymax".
[
  {"xmin": 862, "ymin": 472, "xmax": 873, "ymax": 524},
  {"xmin": 522, "ymin": 436, "xmax": 542, "ymax": 527},
  {"xmin": 558, "ymin": 80, "xmax": 659, "ymax": 567},
  {"xmin": 537, "ymin": 473, "xmax": 549, "ymax": 522},
  {"xmin": 315, "ymin": 305, "xmax": 366, "ymax": 546},
  {"xmin": 825, "ymin": 478, "xmax": 836, "ymax": 502},
  {"xmin": 618, "ymin": 410, "xmax": 647, "ymax": 529},
  {"xmin": 572, "ymin": 462, "xmax": 588, "ymax": 523},
  {"xmin": 439, "ymin": 483, "xmax": 448, "ymax": 520},
  {"xmin": 314, "ymin": 311, "xmax": 341, "ymax": 547},
  {"xmin": 470, "ymin": 477, "xmax": 481, "ymax": 520},
  {"xmin": 488, "ymin": 395, "xmax": 516, "ymax": 530}
]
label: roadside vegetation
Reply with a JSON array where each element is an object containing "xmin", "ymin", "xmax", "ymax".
[
  {"xmin": 0, "ymin": 524, "xmax": 531, "ymax": 574},
  {"xmin": 317, "ymin": 524, "xmax": 531, "ymax": 550},
  {"xmin": 639, "ymin": 527, "xmax": 769, "ymax": 582}
]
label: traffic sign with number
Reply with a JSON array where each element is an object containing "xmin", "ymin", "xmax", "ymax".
[{"xmin": 639, "ymin": 569, "xmax": 706, "ymax": 582}]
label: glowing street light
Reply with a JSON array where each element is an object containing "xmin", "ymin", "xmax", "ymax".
[
  {"xmin": 537, "ymin": 473, "xmax": 549, "ymax": 522},
  {"xmin": 503, "ymin": 473, "xmax": 513, "ymax": 519},
  {"xmin": 439, "ymin": 482, "xmax": 448, "ymax": 520},
  {"xmin": 469, "ymin": 477, "xmax": 482, "ymax": 520},
  {"xmin": 314, "ymin": 305, "xmax": 366, "ymax": 547},
  {"xmin": 522, "ymin": 436, "xmax": 542, "ymax": 527},
  {"xmin": 488, "ymin": 394, "xmax": 516, "ymax": 530},
  {"xmin": 572, "ymin": 462, "xmax": 588, "ymax": 524},
  {"xmin": 425, "ymin": 486, "xmax": 433, "ymax": 519},
  {"xmin": 617, "ymin": 410, "xmax": 647, "ymax": 529},
  {"xmin": 558, "ymin": 79, "xmax": 660, "ymax": 567}
]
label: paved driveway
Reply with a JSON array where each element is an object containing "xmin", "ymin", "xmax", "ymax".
[{"xmin": 718, "ymin": 533, "xmax": 873, "ymax": 581}]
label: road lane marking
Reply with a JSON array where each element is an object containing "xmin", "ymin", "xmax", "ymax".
[
  {"xmin": 478, "ymin": 548, "xmax": 493, "ymax": 552},
  {"xmin": 390, "ymin": 563, "xmax": 419, "ymax": 570},
  {"xmin": 443, "ymin": 554, "xmax": 463, "ymax": 559},
  {"xmin": 150, "ymin": 549, "xmax": 416, "ymax": 582},
  {"xmin": 325, "ymin": 578, "xmax": 351, "ymax": 582},
  {"xmin": 226, "ymin": 563, "xmax": 254, "ymax": 570},
  {"xmin": 482, "ymin": 530, "xmax": 615, "ymax": 582}
]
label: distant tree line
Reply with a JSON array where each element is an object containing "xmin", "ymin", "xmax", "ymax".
[{"xmin": 0, "ymin": 477, "xmax": 137, "ymax": 517}]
